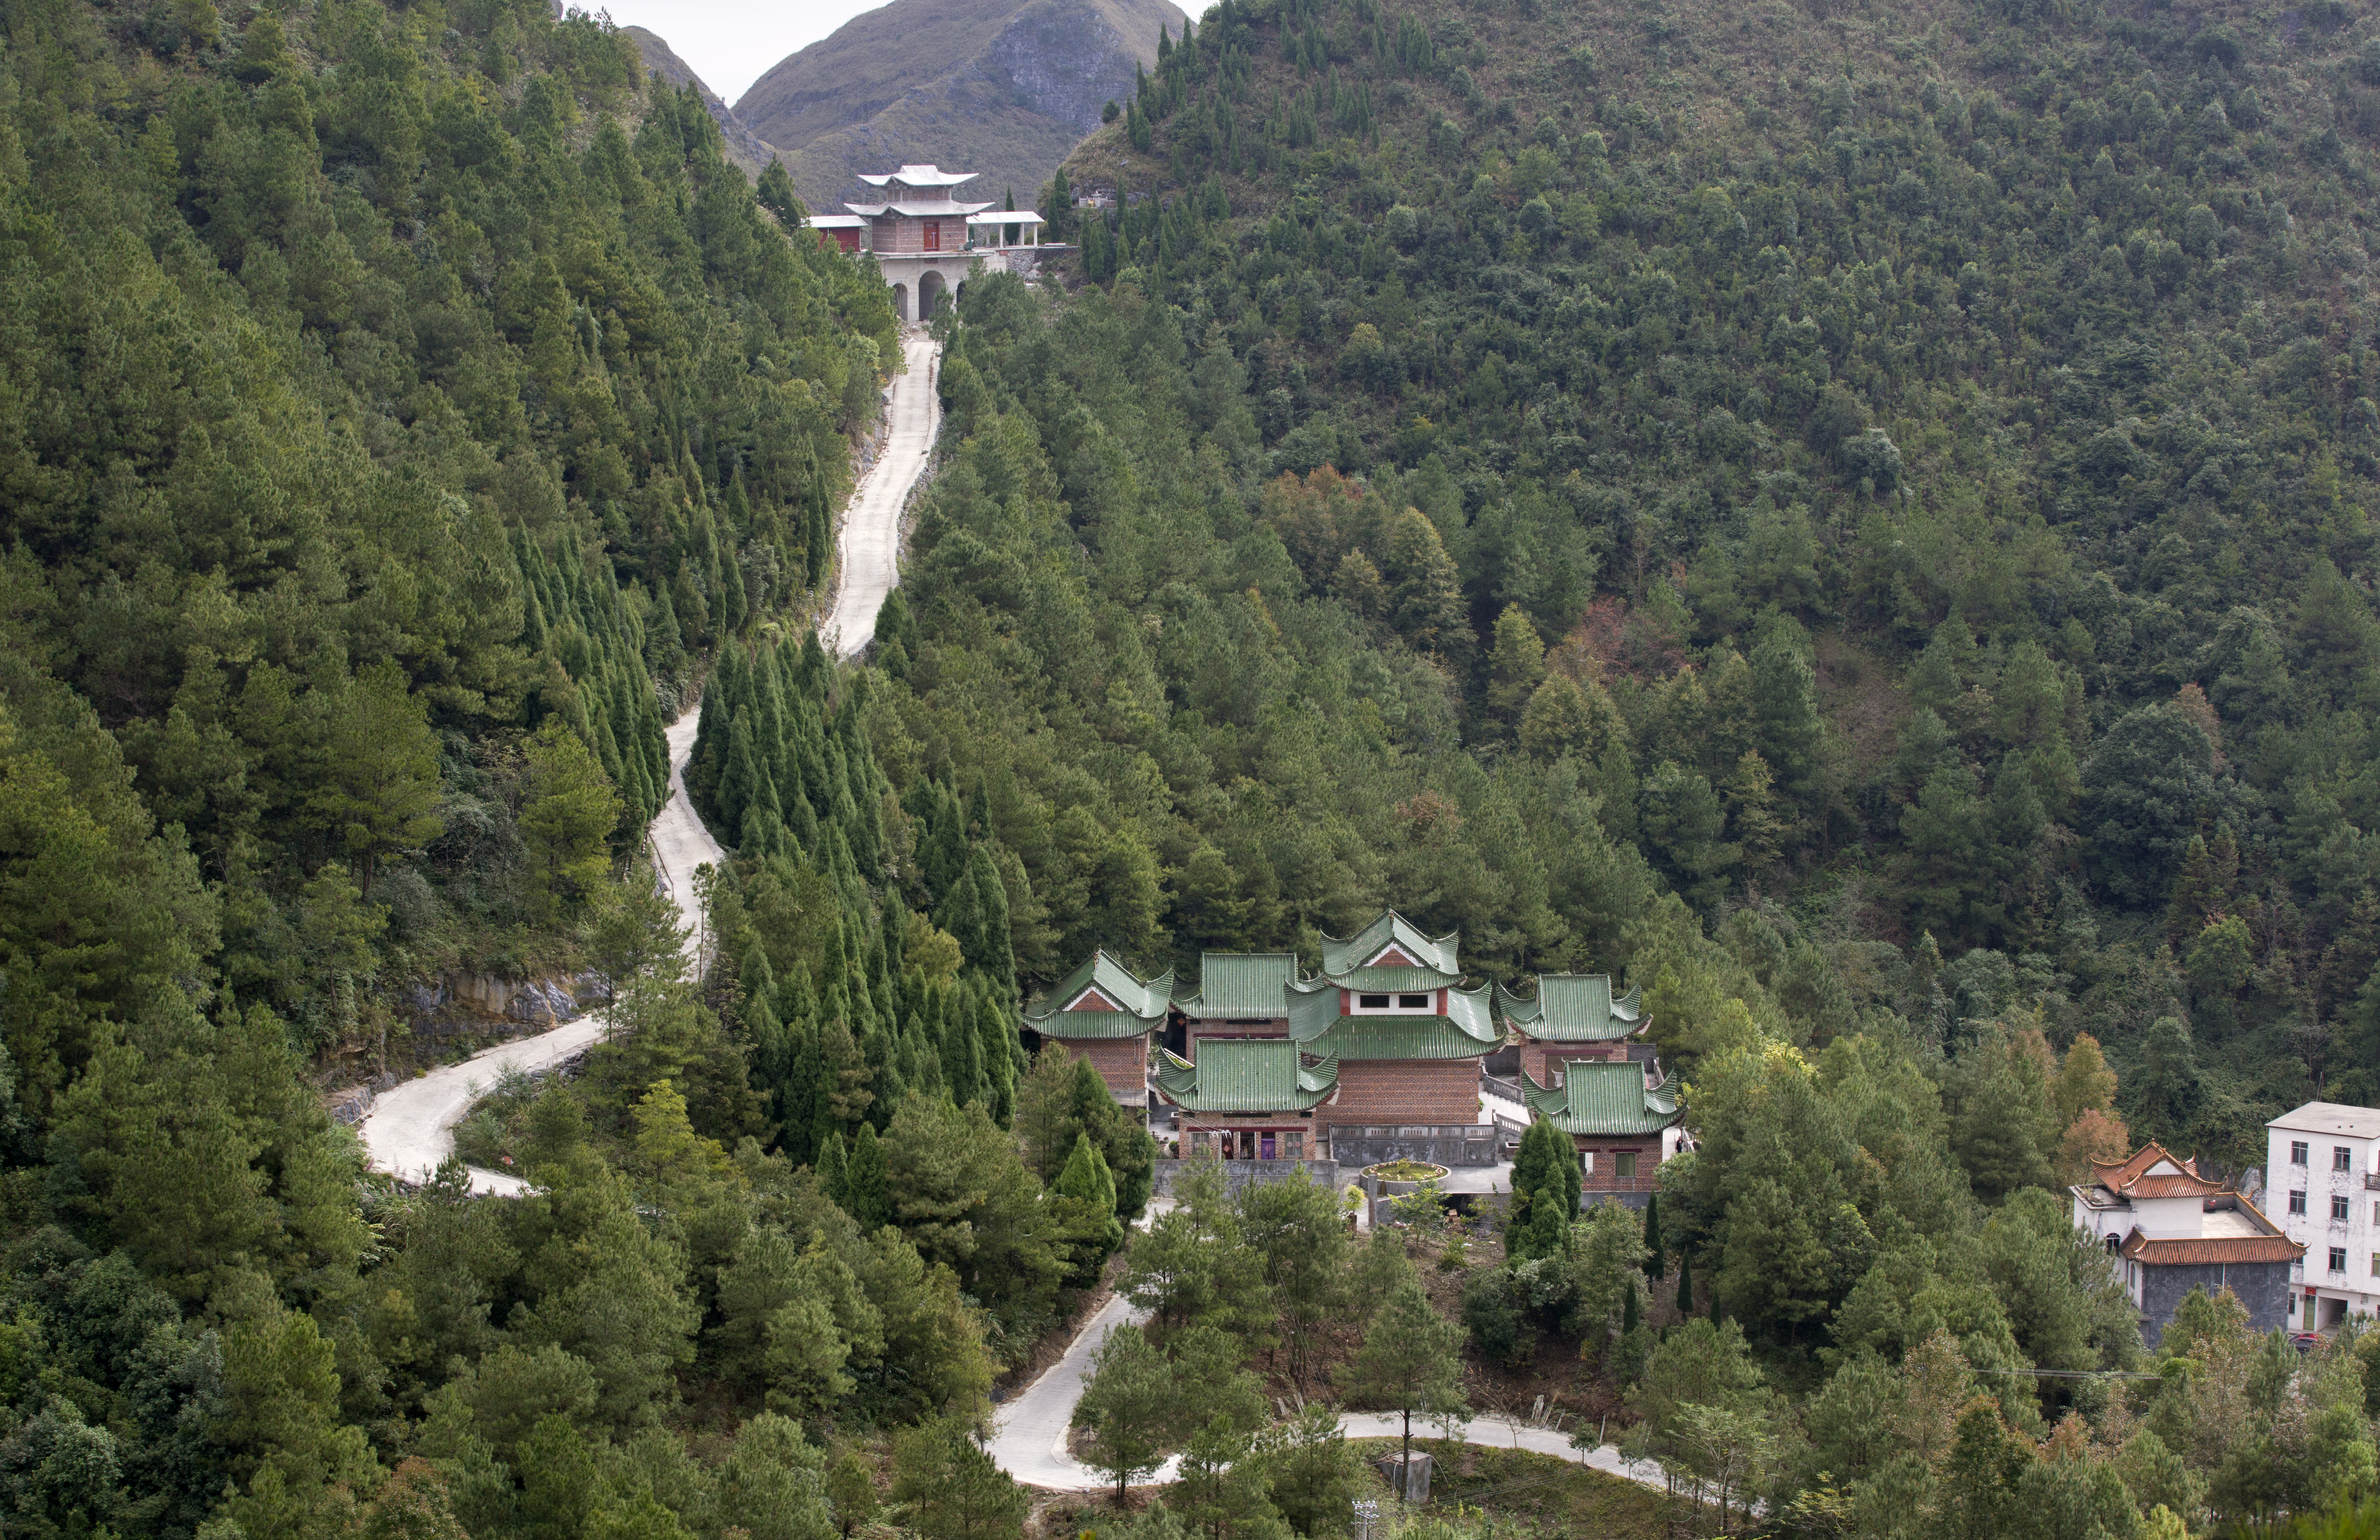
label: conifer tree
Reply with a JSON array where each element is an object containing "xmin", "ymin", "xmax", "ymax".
[
  {"xmin": 1485, "ymin": 603, "xmax": 1547, "ymax": 728},
  {"xmin": 1338, "ymin": 1278, "xmax": 1466, "ymax": 1498},
  {"xmin": 845, "ymin": 1122, "xmax": 890, "ymax": 1230},
  {"xmin": 1643, "ymin": 1192, "xmax": 1666, "ymax": 1281},
  {"xmin": 1676, "ymin": 1250, "xmax": 1694, "ymax": 1315},
  {"xmin": 818, "ymin": 1128, "xmax": 849, "ymax": 1206}
]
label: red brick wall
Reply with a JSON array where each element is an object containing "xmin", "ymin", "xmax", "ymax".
[
  {"xmin": 1318, "ymin": 1059, "xmax": 1482, "ymax": 1140},
  {"xmin": 1057, "ymin": 1035, "xmax": 1147, "ymax": 1100},
  {"xmin": 1572, "ymin": 1136, "xmax": 1662, "ymax": 1197}
]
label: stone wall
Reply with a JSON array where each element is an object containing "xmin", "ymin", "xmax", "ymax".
[
  {"xmin": 2138, "ymin": 1258, "xmax": 2295, "ymax": 1345},
  {"xmin": 1152, "ymin": 1157, "xmax": 1341, "ymax": 1198},
  {"xmin": 1329, "ymin": 1124, "xmax": 1501, "ymax": 1168}
]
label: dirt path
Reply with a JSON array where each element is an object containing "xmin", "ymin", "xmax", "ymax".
[
  {"xmin": 821, "ymin": 326, "xmax": 939, "ymax": 659},
  {"xmin": 359, "ymin": 700, "xmax": 719, "ymax": 1197}
]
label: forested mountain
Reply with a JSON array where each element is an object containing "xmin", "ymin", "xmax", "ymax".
[
  {"xmin": 0, "ymin": 1, "xmax": 1029, "ymax": 1533},
  {"xmin": 846, "ymin": 0, "xmax": 2380, "ymax": 1522},
  {"xmin": 733, "ymin": 0, "xmax": 1186, "ymax": 214},
  {"xmin": 902, "ymin": 0, "xmax": 2380, "ymax": 1168}
]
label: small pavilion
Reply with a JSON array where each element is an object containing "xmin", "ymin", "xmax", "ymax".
[
  {"xmin": 1497, "ymin": 974, "xmax": 1653, "ymax": 1086},
  {"xmin": 1518, "ymin": 1059, "xmax": 1685, "ymax": 1209},
  {"xmin": 1021, "ymin": 949, "xmax": 1171, "ymax": 1107},
  {"xmin": 1154, "ymin": 1038, "xmax": 1337, "ymax": 1162}
]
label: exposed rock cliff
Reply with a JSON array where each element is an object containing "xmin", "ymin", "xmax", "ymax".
[{"xmin": 735, "ymin": 0, "xmax": 1184, "ymax": 216}]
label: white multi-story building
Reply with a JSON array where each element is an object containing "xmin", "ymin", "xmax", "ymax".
[{"xmin": 2269, "ymin": 1101, "xmax": 2380, "ymax": 1332}]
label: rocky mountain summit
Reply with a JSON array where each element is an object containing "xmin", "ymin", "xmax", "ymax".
[{"xmin": 735, "ymin": 0, "xmax": 1185, "ymax": 215}]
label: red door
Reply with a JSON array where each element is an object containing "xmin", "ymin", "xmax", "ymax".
[{"xmin": 923, "ymin": 220, "xmax": 940, "ymax": 252}]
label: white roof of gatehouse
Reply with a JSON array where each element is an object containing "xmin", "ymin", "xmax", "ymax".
[{"xmin": 857, "ymin": 164, "xmax": 978, "ymax": 189}]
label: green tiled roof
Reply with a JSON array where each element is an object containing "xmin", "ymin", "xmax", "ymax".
[
  {"xmin": 1520, "ymin": 1060, "xmax": 1683, "ymax": 1136},
  {"xmin": 1498, "ymin": 974, "xmax": 1644, "ymax": 1043},
  {"xmin": 1153, "ymin": 1039, "xmax": 1337, "ymax": 1112},
  {"xmin": 1023, "ymin": 950, "xmax": 1173, "ymax": 1038},
  {"xmin": 1321, "ymin": 911, "xmax": 1460, "ymax": 978},
  {"xmin": 1285, "ymin": 978, "xmax": 1500, "ymax": 1060},
  {"xmin": 1175, "ymin": 953, "xmax": 1297, "ymax": 1017}
]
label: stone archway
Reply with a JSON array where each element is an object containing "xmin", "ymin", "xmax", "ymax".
[
  {"xmin": 891, "ymin": 281, "xmax": 909, "ymax": 322},
  {"xmin": 917, "ymin": 269, "xmax": 948, "ymax": 318}
]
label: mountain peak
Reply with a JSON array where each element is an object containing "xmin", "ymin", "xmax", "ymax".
[{"xmin": 736, "ymin": 0, "xmax": 1186, "ymax": 215}]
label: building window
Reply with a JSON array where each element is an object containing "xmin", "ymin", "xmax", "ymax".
[
  {"xmin": 1285, "ymin": 1132, "xmax": 1303, "ymax": 1159},
  {"xmin": 1358, "ymin": 993, "xmax": 1390, "ymax": 1009},
  {"xmin": 1398, "ymin": 993, "xmax": 1431, "ymax": 1009},
  {"xmin": 2337, "ymin": 1195, "xmax": 2353, "ymax": 1222},
  {"xmin": 1579, "ymin": 1151, "xmax": 1594, "ymax": 1174},
  {"xmin": 2340, "ymin": 1147, "xmax": 2356, "ymax": 1172},
  {"xmin": 2292, "ymin": 1190, "xmax": 2309, "ymax": 1215},
  {"xmin": 2332, "ymin": 1247, "xmax": 2349, "ymax": 1273},
  {"xmin": 1614, "ymin": 1153, "xmax": 1638, "ymax": 1180},
  {"xmin": 2294, "ymin": 1140, "xmax": 2311, "ymax": 1165}
]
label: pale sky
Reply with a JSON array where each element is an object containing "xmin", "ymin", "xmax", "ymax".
[{"xmin": 600, "ymin": 0, "xmax": 884, "ymax": 107}]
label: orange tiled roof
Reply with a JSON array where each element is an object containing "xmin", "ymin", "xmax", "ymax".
[
  {"xmin": 2088, "ymin": 1142, "xmax": 2226, "ymax": 1200},
  {"xmin": 2119, "ymin": 1229, "xmax": 2304, "ymax": 1266}
]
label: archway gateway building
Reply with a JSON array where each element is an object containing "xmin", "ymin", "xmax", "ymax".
[{"xmin": 802, "ymin": 164, "xmax": 1066, "ymax": 322}]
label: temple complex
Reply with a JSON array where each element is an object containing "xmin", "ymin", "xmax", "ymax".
[
  {"xmin": 802, "ymin": 164, "xmax": 1059, "ymax": 321},
  {"xmin": 1027, "ymin": 908, "xmax": 1685, "ymax": 1191}
]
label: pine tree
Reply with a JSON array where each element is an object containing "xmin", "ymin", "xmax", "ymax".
[
  {"xmin": 974, "ymin": 988, "xmax": 1017, "ymax": 1126},
  {"xmin": 1338, "ymin": 1278, "xmax": 1466, "ymax": 1499},
  {"xmin": 1054, "ymin": 1131, "xmax": 1126, "ymax": 1285},
  {"xmin": 1623, "ymin": 1275, "xmax": 1641, "ymax": 1334},
  {"xmin": 1676, "ymin": 1250, "xmax": 1694, "ymax": 1315}
]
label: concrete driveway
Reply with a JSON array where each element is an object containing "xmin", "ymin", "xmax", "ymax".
[{"xmin": 822, "ymin": 328, "xmax": 940, "ymax": 659}]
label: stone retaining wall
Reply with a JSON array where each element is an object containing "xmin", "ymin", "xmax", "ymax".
[
  {"xmin": 1328, "ymin": 1124, "xmax": 1501, "ymax": 1168},
  {"xmin": 1151, "ymin": 1158, "xmax": 1341, "ymax": 1197}
]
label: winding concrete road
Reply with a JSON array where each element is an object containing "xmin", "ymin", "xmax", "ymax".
[
  {"xmin": 985, "ymin": 1290, "xmax": 1668, "ymax": 1498},
  {"xmin": 358, "ymin": 700, "xmax": 723, "ymax": 1197},
  {"xmin": 649, "ymin": 702, "xmax": 728, "ymax": 968},
  {"xmin": 821, "ymin": 326, "xmax": 940, "ymax": 659}
]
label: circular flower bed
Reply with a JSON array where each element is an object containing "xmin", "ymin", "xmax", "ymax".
[{"xmin": 1364, "ymin": 1159, "xmax": 1449, "ymax": 1182}]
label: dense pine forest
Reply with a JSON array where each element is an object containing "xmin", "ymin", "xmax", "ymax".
[{"xmin": 17, "ymin": 0, "xmax": 2380, "ymax": 1530}]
